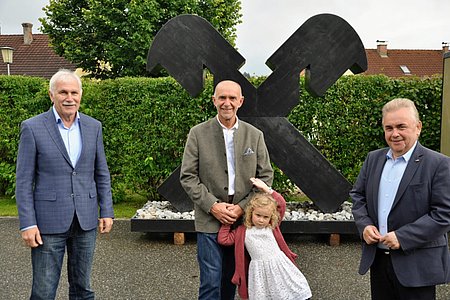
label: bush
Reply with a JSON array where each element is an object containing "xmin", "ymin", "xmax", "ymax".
[
  {"xmin": 290, "ymin": 75, "xmax": 442, "ymax": 183},
  {"xmin": 0, "ymin": 76, "xmax": 48, "ymax": 195},
  {"xmin": 0, "ymin": 75, "xmax": 443, "ymax": 202}
]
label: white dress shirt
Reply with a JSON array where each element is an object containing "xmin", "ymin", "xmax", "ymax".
[{"xmin": 217, "ymin": 115, "xmax": 239, "ymax": 196}]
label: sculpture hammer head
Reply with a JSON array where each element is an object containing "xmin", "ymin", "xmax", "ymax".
[{"xmin": 147, "ymin": 14, "xmax": 246, "ymax": 98}]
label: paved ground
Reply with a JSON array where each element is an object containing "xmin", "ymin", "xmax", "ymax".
[{"xmin": 1, "ymin": 217, "xmax": 450, "ymax": 300}]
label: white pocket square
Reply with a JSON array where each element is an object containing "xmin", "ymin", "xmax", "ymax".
[{"xmin": 243, "ymin": 148, "xmax": 255, "ymax": 155}]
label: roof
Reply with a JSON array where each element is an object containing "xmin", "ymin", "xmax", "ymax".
[
  {"xmin": 0, "ymin": 34, "xmax": 77, "ymax": 79},
  {"xmin": 1, "ymin": 31, "xmax": 447, "ymax": 79},
  {"xmin": 363, "ymin": 48, "xmax": 446, "ymax": 77}
]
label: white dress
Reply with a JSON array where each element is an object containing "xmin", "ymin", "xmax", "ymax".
[{"xmin": 245, "ymin": 226, "xmax": 312, "ymax": 300}]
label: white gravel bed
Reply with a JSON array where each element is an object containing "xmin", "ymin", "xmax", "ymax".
[{"xmin": 133, "ymin": 200, "xmax": 354, "ymax": 221}]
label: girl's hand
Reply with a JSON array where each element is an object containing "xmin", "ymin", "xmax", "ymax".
[{"xmin": 250, "ymin": 177, "xmax": 272, "ymax": 193}]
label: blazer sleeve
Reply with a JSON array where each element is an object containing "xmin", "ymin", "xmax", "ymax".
[
  {"xmin": 395, "ymin": 153, "xmax": 450, "ymax": 250},
  {"xmin": 94, "ymin": 124, "xmax": 114, "ymax": 218},
  {"xmin": 15, "ymin": 121, "xmax": 38, "ymax": 229}
]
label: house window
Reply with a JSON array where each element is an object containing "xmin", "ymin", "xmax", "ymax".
[{"xmin": 400, "ymin": 65, "xmax": 411, "ymax": 75}]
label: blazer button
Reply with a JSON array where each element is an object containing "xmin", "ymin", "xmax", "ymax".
[
  {"xmin": 72, "ymin": 171, "xmax": 77, "ymax": 176},
  {"xmin": 224, "ymin": 187, "xmax": 228, "ymax": 191}
]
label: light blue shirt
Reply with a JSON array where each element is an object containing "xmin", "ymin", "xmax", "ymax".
[
  {"xmin": 217, "ymin": 115, "xmax": 239, "ymax": 196},
  {"xmin": 52, "ymin": 106, "xmax": 82, "ymax": 167},
  {"xmin": 377, "ymin": 142, "xmax": 417, "ymax": 248}
]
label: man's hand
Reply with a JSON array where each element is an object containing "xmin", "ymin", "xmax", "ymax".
[
  {"xmin": 210, "ymin": 202, "xmax": 238, "ymax": 225},
  {"xmin": 362, "ymin": 225, "xmax": 382, "ymax": 245},
  {"xmin": 98, "ymin": 218, "xmax": 113, "ymax": 234},
  {"xmin": 227, "ymin": 204, "xmax": 243, "ymax": 219},
  {"xmin": 380, "ymin": 231, "xmax": 400, "ymax": 250},
  {"xmin": 21, "ymin": 227, "xmax": 43, "ymax": 248}
]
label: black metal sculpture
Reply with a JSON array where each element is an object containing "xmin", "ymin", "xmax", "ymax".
[{"xmin": 147, "ymin": 14, "xmax": 367, "ymax": 213}]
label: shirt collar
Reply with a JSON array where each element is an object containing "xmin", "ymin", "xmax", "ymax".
[
  {"xmin": 52, "ymin": 105, "xmax": 80, "ymax": 124},
  {"xmin": 216, "ymin": 115, "xmax": 239, "ymax": 130},
  {"xmin": 386, "ymin": 141, "xmax": 418, "ymax": 163}
]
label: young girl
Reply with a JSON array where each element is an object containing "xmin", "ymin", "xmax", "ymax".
[{"xmin": 218, "ymin": 177, "xmax": 312, "ymax": 300}]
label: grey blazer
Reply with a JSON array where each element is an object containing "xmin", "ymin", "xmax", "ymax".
[
  {"xmin": 180, "ymin": 117, "xmax": 273, "ymax": 233},
  {"xmin": 351, "ymin": 143, "xmax": 450, "ymax": 287},
  {"xmin": 16, "ymin": 109, "xmax": 114, "ymax": 234}
]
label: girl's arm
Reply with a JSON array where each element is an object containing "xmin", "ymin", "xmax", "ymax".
[
  {"xmin": 272, "ymin": 191, "xmax": 287, "ymax": 222},
  {"xmin": 250, "ymin": 177, "xmax": 272, "ymax": 193},
  {"xmin": 217, "ymin": 224, "xmax": 237, "ymax": 246}
]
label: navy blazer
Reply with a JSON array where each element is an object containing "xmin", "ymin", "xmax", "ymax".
[
  {"xmin": 16, "ymin": 109, "xmax": 114, "ymax": 234},
  {"xmin": 351, "ymin": 143, "xmax": 450, "ymax": 287}
]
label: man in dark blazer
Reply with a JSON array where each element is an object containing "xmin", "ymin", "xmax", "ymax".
[
  {"xmin": 180, "ymin": 80, "xmax": 273, "ymax": 299},
  {"xmin": 351, "ymin": 98, "xmax": 450, "ymax": 300},
  {"xmin": 16, "ymin": 69, "xmax": 114, "ymax": 299}
]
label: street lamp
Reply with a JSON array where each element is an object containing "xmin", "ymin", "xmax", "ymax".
[{"xmin": 0, "ymin": 46, "xmax": 15, "ymax": 75}]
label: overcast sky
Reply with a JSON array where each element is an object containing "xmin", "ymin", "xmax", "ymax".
[{"xmin": 1, "ymin": 0, "xmax": 449, "ymax": 75}]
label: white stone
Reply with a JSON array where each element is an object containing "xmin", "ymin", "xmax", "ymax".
[{"xmin": 133, "ymin": 200, "xmax": 355, "ymax": 221}]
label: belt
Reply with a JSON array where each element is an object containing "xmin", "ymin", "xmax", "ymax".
[
  {"xmin": 377, "ymin": 248, "xmax": 390, "ymax": 255},
  {"xmin": 227, "ymin": 195, "xmax": 234, "ymax": 203}
]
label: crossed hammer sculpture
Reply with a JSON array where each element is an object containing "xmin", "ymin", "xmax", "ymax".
[{"xmin": 147, "ymin": 14, "xmax": 367, "ymax": 213}]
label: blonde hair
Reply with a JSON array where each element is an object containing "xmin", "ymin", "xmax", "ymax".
[
  {"xmin": 244, "ymin": 193, "xmax": 279, "ymax": 229},
  {"xmin": 382, "ymin": 98, "xmax": 420, "ymax": 124}
]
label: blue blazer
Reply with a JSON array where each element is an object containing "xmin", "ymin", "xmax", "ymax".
[
  {"xmin": 16, "ymin": 109, "xmax": 114, "ymax": 234},
  {"xmin": 351, "ymin": 143, "xmax": 450, "ymax": 287}
]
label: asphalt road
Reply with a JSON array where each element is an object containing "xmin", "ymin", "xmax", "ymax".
[{"xmin": 1, "ymin": 217, "xmax": 450, "ymax": 300}]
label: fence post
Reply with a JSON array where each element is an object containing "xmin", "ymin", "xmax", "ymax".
[{"xmin": 441, "ymin": 52, "xmax": 450, "ymax": 156}]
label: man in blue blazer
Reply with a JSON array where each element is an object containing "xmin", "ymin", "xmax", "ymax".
[
  {"xmin": 351, "ymin": 98, "xmax": 450, "ymax": 299},
  {"xmin": 16, "ymin": 69, "xmax": 114, "ymax": 299}
]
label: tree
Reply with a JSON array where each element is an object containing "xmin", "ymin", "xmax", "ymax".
[{"xmin": 40, "ymin": 0, "xmax": 242, "ymax": 79}]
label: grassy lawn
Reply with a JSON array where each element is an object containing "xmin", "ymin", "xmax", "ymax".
[
  {"xmin": 0, "ymin": 196, "xmax": 17, "ymax": 216},
  {"xmin": 112, "ymin": 194, "xmax": 148, "ymax": 219},
  {"xmin": 0, "ymin": 194, "xmax": 148, "ymax": 219}
]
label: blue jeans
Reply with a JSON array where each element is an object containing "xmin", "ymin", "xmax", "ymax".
[
  {"xmin": 197, "ymin": 232, "xmax": 236, "ymax": 300},
  {"xmin": 30, "ymin": 216, "xmax": 97, "ymax": 300}
]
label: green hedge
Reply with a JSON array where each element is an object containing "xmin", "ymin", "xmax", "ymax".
[
  {"xmin": 0, "ymin": 76, "xmax": 49, "ymax": 196},
  {"xmin": 0, "ymin": 75, "xmax": 443, "ymax": 202},
  {"xmin": 291, "ymin": 75, "xmax": 443, "ymax": 183}
]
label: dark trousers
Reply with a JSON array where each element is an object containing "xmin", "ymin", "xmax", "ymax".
[
  {"xmin": 370, "ymin": 249, "xmax": 436, "ymax": 300},
  {"xmin": 221, "ymin": 244, "xmax": 236, "ymax": 300}
]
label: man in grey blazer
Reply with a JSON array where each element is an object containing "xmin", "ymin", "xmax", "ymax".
[
  {"xmin": 180, "ymin": 80, "xmax": 273, "ymax": 299},
  {"xmin": 16, "ymin": 69, "xmax": 114, "ymax": 299},
  {"xmin": 351, "ymin": 98, "xmax": 450, "ymax": 299}
]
